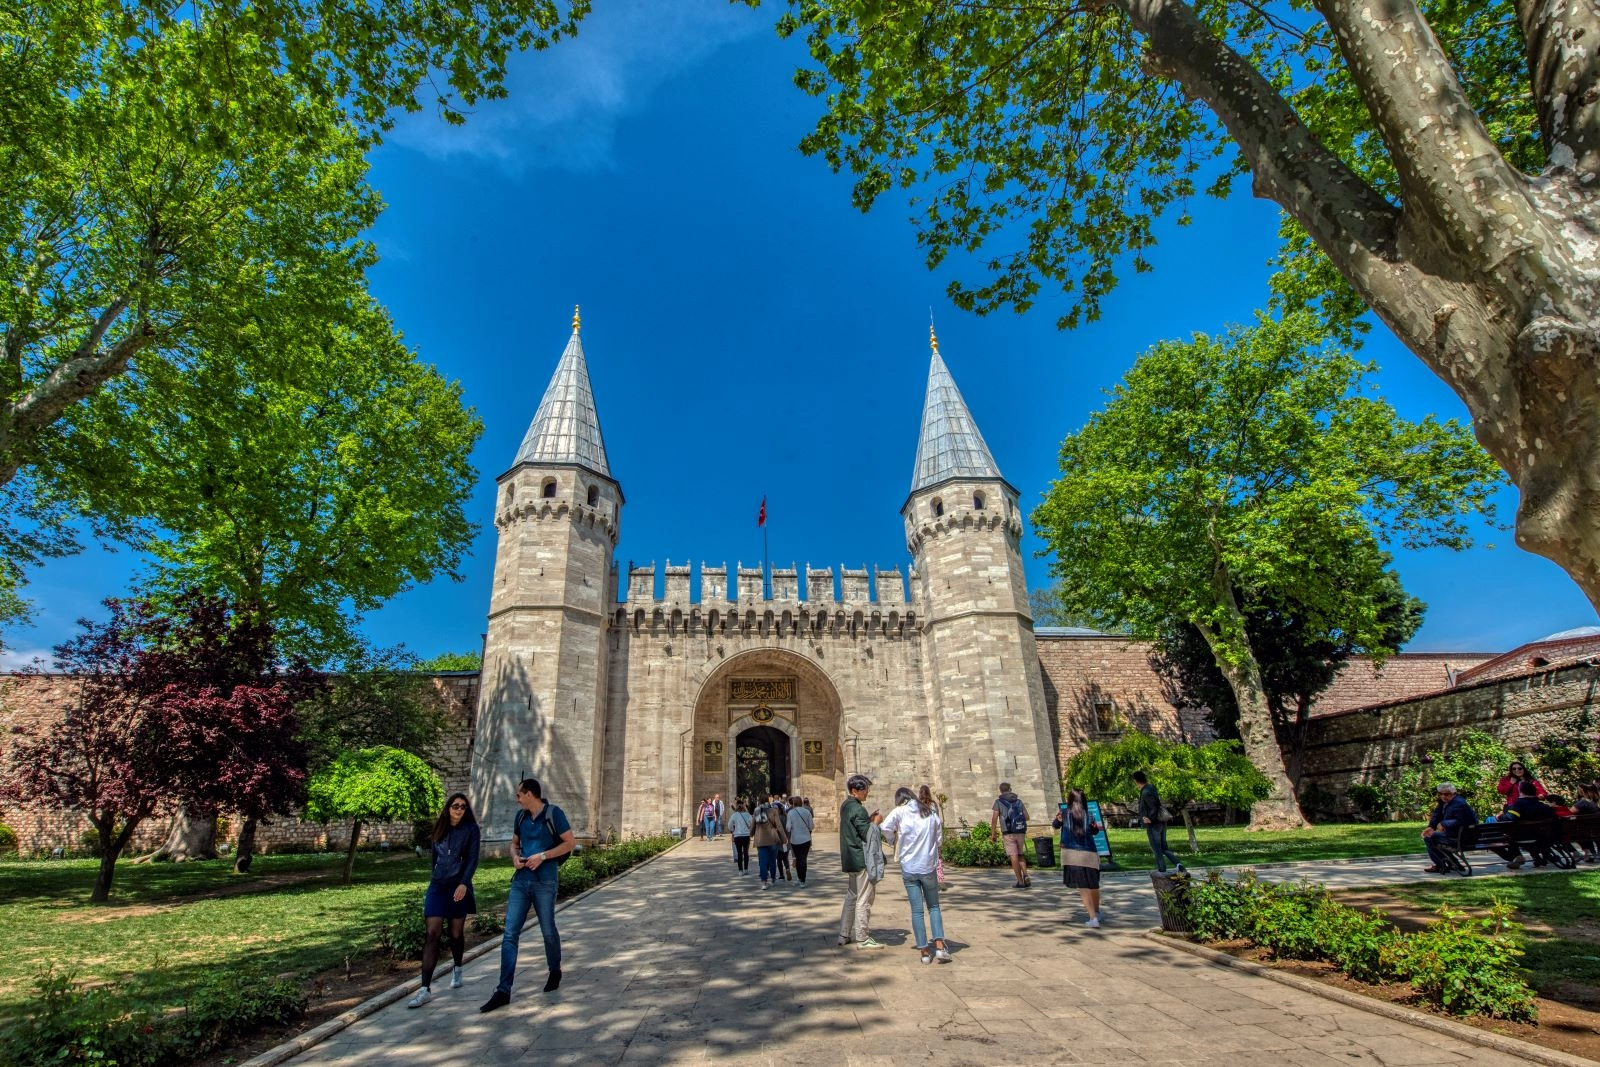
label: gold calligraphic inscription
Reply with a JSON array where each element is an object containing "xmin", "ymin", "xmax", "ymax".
[
  {"xmin": 730, "ymin": 677, "xmax": 795, "ymax": 704},
  {"xmin": 704, "ymin": 753, "xmax": 724, "ymax": 773},
  {"xmin": 803, "ymin": 740, "xmax": 824, "ymax": 755},
  {"xmin": 752, "ymin": 704, "xmax": 774, "ymax": 724},
  {"xmin": 703, "ymin": 740, "xmax": 724, "ymax": 755},
  {"xmin": 803, "ymin": 739, "xmax": 825, "ymax": 772}
]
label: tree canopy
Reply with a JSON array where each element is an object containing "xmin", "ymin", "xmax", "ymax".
[
  {"xmin": 1033, "ymin": 312, "xmax": 1502, "ymax": 825},
  {"xmin": 303, "ymin": 746, "xmax": 443, "ymax": 882},
  {"xmin": 780, "ymin": 0, "xmax": 1600, "ymax": 611}
]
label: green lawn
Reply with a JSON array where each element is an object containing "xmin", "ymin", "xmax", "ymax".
[
  {"xmin": 1385, "ymin": 869, "xmax": 1600, "ymax": 998},
  {"xmin": 1100, "ymin": 820, "xmax": 1428, "ymax": 870},
  {"xmin": 0, "ymin": 851, "xmax": 515, "ymax": 1022}
]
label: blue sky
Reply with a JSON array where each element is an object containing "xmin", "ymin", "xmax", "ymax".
[{"xmin": 6, "ymin": 0, "xmax": 1596, "ymax": 667}]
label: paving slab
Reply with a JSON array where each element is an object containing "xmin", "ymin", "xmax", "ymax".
[{"xmin": 282, "ymin": 835, "xmax": 1543, "ymax": 1065}]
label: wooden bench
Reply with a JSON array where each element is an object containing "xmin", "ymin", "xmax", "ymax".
[{"xmin": 1433, "ymin": 816, "xmax": 1598, "ymax": 876}]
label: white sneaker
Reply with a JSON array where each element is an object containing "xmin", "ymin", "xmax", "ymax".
[
  {"xmin": 1085, "ymin": 916, "xmax": 1101, "ymax": 928},
  {"xmin": 407, "ymin": 988, "xmax": 431, "ymax": 1008},
  {"xmin": 934, "ymin": 946, "xmax": 951, "ymax": 962},
  {"xmin": 449, "ymin": 967, "xmax": 463, "ymax": 989}
]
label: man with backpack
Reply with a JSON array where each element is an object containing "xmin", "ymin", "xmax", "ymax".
[
  {"xmin": 991, "ymin": 782, "xmax": 1032, "ymax": 888},
  {"xmin": 480, "ymin": 777, "xmax": 574, "ymax": 1013}
]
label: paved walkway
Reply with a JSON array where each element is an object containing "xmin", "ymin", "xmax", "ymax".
[{"xmin": 288, "ymin": 836, "xmax": 1540, "ymax": 1066}]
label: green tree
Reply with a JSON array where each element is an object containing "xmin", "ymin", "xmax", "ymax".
[
  {"xmin": 1152, "ymin": 560, "xmax": 1425, "ymax": 783},
  {"xmin": 296, "ymin": 649, "xmax": 453, "ymax": 773},
  {"xmin": 1064, "ymin": 730, "xmax": 1271, "ymax": 851},
  {"xmin": 417, "ymin": 650, "xmax": 484, "ymax": 672},
  {"xmin": 302, "ymin": 746, "xmax": 443, "ymax": 884},
  {"xmin": 779, "ymin": 0, "xmax": 1600, "ymax": 613},
  {"xmin": 1033, "ymin": 313, "xmax": 1502, "ymax": 827},
  {"xmin": 53, "ymin": 306, "xmax": 480, "ymax": 664}
]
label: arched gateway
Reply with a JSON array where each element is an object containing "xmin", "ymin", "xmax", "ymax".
[{"xmin": 690, "ymin": 649, "xmax": 844, "ymax": 830}]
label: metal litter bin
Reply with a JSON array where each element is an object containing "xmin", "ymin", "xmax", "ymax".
[
  {"xmin": 1032, "ymin": 836, "xmax": 1056, "ymax": 869},
  {"xmin": 1150, "ymin": 871, "xmax": 1191, "ymax": 933}
]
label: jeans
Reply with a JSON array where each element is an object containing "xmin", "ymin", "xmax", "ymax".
[
  {"xmin": 702, "ymin": 816, "xmax": 716, "ymax": 841},
  {"xmin": 497, "ymin": 873, "xmax": 559, "ymax": 994},
  {"xmin": 733, "ymin": 835, "xmax": 751, "ymax": 870},
  {"xmin": 757, "ymin": 843, "xmax": 778, "ymax": 883},
  {"xmin": 839, "ymin": 870, "xmax": 876, "ymax": 942},
  {"xmin": 902, "ymin": 872, "xmax": 945, "ymax": 949},
  {"xmin": 791, "ymin": 841, "xmax": 811, "ymax": 883},
  {"xmin": 1146, "ymin": 823, "xmax": 1182, "ymax": 872}
]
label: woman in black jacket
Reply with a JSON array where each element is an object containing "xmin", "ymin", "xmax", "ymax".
[{"xmin": 408, "ymin": 793, "xmax": 480, "ymax": 1008}]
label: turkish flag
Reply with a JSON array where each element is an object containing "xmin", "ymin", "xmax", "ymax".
[{"xmin": 757, "ymin": 496, "xmax": 766, "ymax": 527}]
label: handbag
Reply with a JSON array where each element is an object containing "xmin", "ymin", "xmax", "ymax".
[{"xmin": 935, "ymin": 854, "xmax": 946, "ymax": 887}]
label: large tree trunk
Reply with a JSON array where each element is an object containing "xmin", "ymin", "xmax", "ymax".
[
  {"xmin": 341, "ymin": 820, "xmax": 363, "ymax": 885},
  {"xmin": 1196, "ymin": 554, "xmax": 1308, "ymax": 830},
  {"xmin": 138, "ymin": 808, "xmax": 218, "ymax": 863},
  {"xmin": 1121, "ymin": 0, "xmax": 1600, "ymax": 613},
  {"xmin": 233, "ymin": 815, "xmax": 259, "ymax": 874}
]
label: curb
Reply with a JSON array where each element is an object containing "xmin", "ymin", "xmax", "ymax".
[
  {"xmin": 1142, "ymin": 930, "xmax": 1597, "ymax": 1067},
  {"xmin": 237, "ymin": 839, "xmax": 688, "ymax": 1067},
  {"xmin": 1099, "ymin": 852, "xmax": 1433, "ymax": 878}
]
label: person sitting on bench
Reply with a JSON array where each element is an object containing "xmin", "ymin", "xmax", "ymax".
[
  {"xmin": 1421, "ymin": 783, "xmax": 1477, "ymax": 873},
  {"xmin": 1496, "ymin": 779, "xmax": 1558, "ymax": 869}
]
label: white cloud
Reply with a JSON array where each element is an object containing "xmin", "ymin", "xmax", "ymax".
[
  {"xmin": 1, "ymin": 646, "xmax": 51, "ymax": 672},
  {"xmin": 388, "ymin": 0, "xmax": 765, "ymax": 172}
]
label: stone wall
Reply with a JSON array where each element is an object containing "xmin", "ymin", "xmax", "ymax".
[
  {"xmin": 1298, "ymin": 661, "xmax": 1600, "ymax": 812},
  {"xmin": 1310, "ymin": 653, "xmax": 1497, "ymax": 715},
  {"xmin": 1032, "ymin": 635, "xmax": 1197, "ymax": 775},
  {"xmin": 0, "ymin": 672, "xmax": 478, "ymax": 856}
]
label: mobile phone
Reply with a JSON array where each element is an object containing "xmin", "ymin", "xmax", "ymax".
[{"xmin": 1059, "ymin": 802, "xmax": 1071, "ymax": 812}]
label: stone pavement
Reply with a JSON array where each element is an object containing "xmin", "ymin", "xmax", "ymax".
[{"xmin": 286, "ymin": 835, "xmax": 1537, "ymax": 1066}]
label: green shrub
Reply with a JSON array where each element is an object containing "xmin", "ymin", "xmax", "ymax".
[
  {"xmin": 1247, "ymin": 884, "xmax": 1322, "ymax": 960},
  {"xmin": 941, "ymin": 827, "xmax": 1040, "ymax": 868},
  {"xmin": 968, "ymin": 822, "xmax": 993, "ymax": 843},
  {"xmin": 1389, "ymin": 903, "xmax": 1537, "ymax": 1021},
  {"xmin": 174, "ymin": 971, "xmax": 306, "ymax": 1056},
  {"xmin": 1345, "ymin": 783, "xmax": 1391, "ymax": 821},
  {"xmin": 78, "ymin": 827, "xmax": 102, "ymax": 856},
  {"xmin": 1183, "ymin": 870, "xmax": 1255, "ymax": 940},
  {"xmin": 471, "ymin": 912, "xmax": 501, "ymax": 936},
  {"xmin": 0, "ymin": 823, "xmax": 17, "ymax": 855},
  {"xmin": 1310, "ymin": 897, "xmax": 1399, "ymax": 984},
  {"xmin": 376, "ymin": 900, "xmax": 428, "ymax": 958}
]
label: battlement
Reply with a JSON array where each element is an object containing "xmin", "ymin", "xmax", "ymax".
[{"xmin": 620, "ymin": 560, "xmax": 916, "ymax": 607}]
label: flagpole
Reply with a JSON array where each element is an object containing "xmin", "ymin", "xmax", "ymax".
[{"xmin": 762, "ymin": 497, "xmax": 770, "ymax": 588}]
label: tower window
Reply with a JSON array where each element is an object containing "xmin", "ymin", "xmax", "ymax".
[
  {"xmin": 542, "ymin": 478, "xmax": 557, "ymax": 499},
  {"xmin": 931, "ymin": 497, "xmax": 944, "ymax": 518},
  {"xmin": 504, "ymin": 484, "xmax": 516, "ymax": 506},
  {"xmin": 973, "ymin": 491, "xmax": 986, "ymax": 510},
  {"xmin": 1093, "ymin": 699, "xmax": 1119, "ymax": 734},
  {"xmin": 587, "ymin": 484, "xmax": 600, "ymax": 506}
]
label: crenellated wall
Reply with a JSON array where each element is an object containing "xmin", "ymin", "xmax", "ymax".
[{"xmin": 620, "ymin": 560, "xmax": 915, "ymax": 608}]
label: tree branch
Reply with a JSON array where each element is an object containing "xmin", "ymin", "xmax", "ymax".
[
  {"xmin": 1113, "ymin": 0, "xmax": 1398, "ymax": 262},
  {"xmin": 1514, "ymin": 0, "xmax": 1600, "ymax": 173},
  {"xmin": 1311, "ymin": 0, "xmax": 1544, "ymax": 272}
]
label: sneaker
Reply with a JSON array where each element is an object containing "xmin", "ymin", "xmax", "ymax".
[
  {"xmin": 856, "ymin": 937, "xmax": 886, "ymax": 950},
  {"xmin": 1507, "ymin": 856, "xmax": 1525, "ymax": 869},
  {"xmin": 920, "ymin": 949, "xmax": 932, "ymax": 965},
  {"xmin": 1084, "ymin": 917, "xmax": 1101, "ymax": 928},
  {"xmin": 1023, "ymin": 876, "xmax": 1032, "ymax": 887},
  {"xmin": 478, "ymin": 991, "xmax": 510, "ymax": 1014},
  {"xmin": 1174, "ymin": 864, "xmax": 1187, "ymax": 874},
  {"xmin": 935, "ymin": 946, "xmax": 951, "ymax": 962},
  {"xmin": 449, "ymin": 967, "xmax": 463, "ymax": 989},
  {"xmin": 1013, "ymin": 882, "xmax": 1026, "ymax": 889},
  {"xmin": 761, "ymin": 881, "xmax": 771, "ymax": 890},
  {"xmin": 407, "ymin": 988, "xmax": 431, "ymax": 1009}
]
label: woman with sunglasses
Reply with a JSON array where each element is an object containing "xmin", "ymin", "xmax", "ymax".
[
  {"xmin": 408, "ymin": 793, "xmax": 481, "ymax": 1008},
  {"xmin": 1496, "ymin": 761, "xmax": 1547, "ymax": 807}
]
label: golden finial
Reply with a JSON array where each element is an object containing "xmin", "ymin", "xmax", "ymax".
[
  {"xmin": 572, "ymin": 304, "xmax": 582, "ymax": 333},
  {"xmin": 929, "ymin": 319, "xmax": 940, "ymax": 356}
]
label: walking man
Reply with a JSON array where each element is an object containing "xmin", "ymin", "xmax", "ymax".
[
  {"xmin": 1134, "ymin": 770, "xmax": 1185, "ymax": 874},
  {"xmin": 839, "ymin": 774, "xmax": 885, "ymax": 948},
  {"xmin": 991, "ymin": 782, "xmax": 1031, "ymax": 888},
  {"xmin": 480, "ymin": 777, "xmax": 575, "ymax": 1013},
  {"xmin": 786, "ymin": 794, "xmax": 814, "ymax": 886},
  {"xmin": 714, "ymin": 793, "xmax": 726, "ymax": 839}
]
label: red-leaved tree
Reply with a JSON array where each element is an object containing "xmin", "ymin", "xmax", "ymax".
[{"xmin": 0, "ymin": 592, "xmax": 313, "ymax": 901}]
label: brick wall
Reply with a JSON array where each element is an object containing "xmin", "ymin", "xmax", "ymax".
[
  {"xmin": 1454, "ymin": 635, "xmax": 1600, "ymax": 685},
  {"xmin": 0, "ymin": 672, "xmax": 479, "ymax": 856},
  {"xmin": 1033, "ymin": 636, "xmax": 1197, "ymax": 774},
  {"xmin": 1310, "ymin": 653, "xmax": 1497, "ymax": 715},
  {"xmin": 1298, "ymin": 661, "xmax": 1600, "ymax": 813}
]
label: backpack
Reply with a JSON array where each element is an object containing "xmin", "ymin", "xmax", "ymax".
[
  {"xmin": 998, "ymin": 795, "xmax": 1027, "ymax": 834},
  {"xmin": 516, "ymin": 805, "xmax": 572, "ymax": 867}
]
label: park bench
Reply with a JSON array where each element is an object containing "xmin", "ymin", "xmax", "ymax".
[{"xmin": 1434, "ymin": 815, "xmax": 1600, "ymax": 876}]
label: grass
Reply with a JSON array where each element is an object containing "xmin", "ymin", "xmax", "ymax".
[
  {"xmin": 1098, "ymin": 820, "xmax": 1428, "ymax": 870},
  {"xmin": 1384, "ymin": 868, "xmax": 1600, "ymax": 998},
  {"xmin": 0, "ymin": 850, "xmax": 516, "ymax": 1024}
]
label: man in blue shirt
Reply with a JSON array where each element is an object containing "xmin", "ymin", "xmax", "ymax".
[
  {"xmin": 480, "ymin": 777, "xmax": 575, "ymax": 1013},
  {"xmin": 1420, "ymin": 782, "xmax": 1477, "ymax": 873}
]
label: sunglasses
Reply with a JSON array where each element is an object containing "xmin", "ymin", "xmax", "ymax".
[{"xmin": 449, "ymin": 802, "xmax": 467, "ymax": 810}]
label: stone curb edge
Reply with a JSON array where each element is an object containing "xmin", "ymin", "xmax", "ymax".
[
  {"xmin": 1100, "ymin": 851, "xmax": 1433, "ymax": 879},
  {"xmin": 237, "ymin": 838, "xmax": 689, "ymax": 1067},
  {"xmin": 1141, "ymin": 929, "xmax": 1598, "ymax": 1067}
]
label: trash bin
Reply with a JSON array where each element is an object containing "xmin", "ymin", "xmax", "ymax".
[
  {"xmin": 1032, "ymin": 836, "xmax": 1056, "ymax": 869},
  {"xmin": 1150, "ymin": 871, "xmax": 1192, "ymax": 933}
]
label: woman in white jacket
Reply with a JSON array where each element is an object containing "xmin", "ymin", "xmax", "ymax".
[{"xmin": 881, "ymin": 784, "xmax": 950, "ymax": 964}]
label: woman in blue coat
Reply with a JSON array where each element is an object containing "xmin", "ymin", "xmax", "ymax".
[{"xmin": 408, "ymin": 792, "xmax": 480, "ymax": 1008}]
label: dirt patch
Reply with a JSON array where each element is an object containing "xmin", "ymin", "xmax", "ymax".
[{"xmin": 1204, "ymin": 940, "xmax": 1600, "ymax": 1062}]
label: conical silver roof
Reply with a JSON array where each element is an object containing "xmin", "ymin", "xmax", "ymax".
[
  {"xmin": 512, "ymin": 315, "xmax": 612, "ymax": 479},
  {"xmin": 910, "ymin": 339, "xmax": 1003, "ymax": 494}
]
